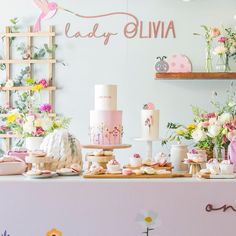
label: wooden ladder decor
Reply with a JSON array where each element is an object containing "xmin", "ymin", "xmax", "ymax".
[{"xmin": 0, "ymin": 26, "xmax": 56, "ymax": 152}]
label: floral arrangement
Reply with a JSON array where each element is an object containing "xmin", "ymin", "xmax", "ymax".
[
  {"xmin": 163, "ymin": 85, "xmax": 236, "ymax": 160},
  {"xmin": 194, "ymin": 26, "xmax": 236, "ymax": 72},
  {"xmin": 3, "ymin": 103, "xmax": 70, "ymax": 138}
]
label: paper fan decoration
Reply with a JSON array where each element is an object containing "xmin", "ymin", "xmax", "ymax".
[{"xmin": 167, "ymin": 54, "xmax": 192, "ymax": 72}]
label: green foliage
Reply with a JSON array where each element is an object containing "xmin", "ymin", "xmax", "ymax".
[
  {"xmin": 17, "ymin": 42, "xmax": 58, "ymax": 60},
  {"xmin": 13, "ymin": 66, "xmax": 31, "ymax": 86}
]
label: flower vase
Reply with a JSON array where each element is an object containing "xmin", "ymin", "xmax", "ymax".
[
  {"xmin": 206, "ymin": 42, "xmax": 213, "ymax": 72},
  {"xmin": 225, "ymin": 53, "xmax": 231, "ymax": 72},
  {"xmin": 214, "ymin": 145, "xmax": 225, "ymax": 162},
  {"xmin": 170, "ymin": 144, "xmax": 188, "ymax": 172},
  {"xmin": 215, "ymin": 56, "xmax": 226, "ymax": 72},
  {"xmin": 25, "ymin": 137, "xmax": 44, "ymax": 151}
]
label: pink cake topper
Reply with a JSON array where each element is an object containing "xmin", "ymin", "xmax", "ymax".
[
  {"xmin": 143, "ymin": 103, "xmax": 155, "ymax": 110},
  {"xmin": 167, "ymin": 54, "xmax": 192, "ymax": 72},
  {"xmin": 33, "ymin": 0, "xmax": 58, "ymax": 32}
]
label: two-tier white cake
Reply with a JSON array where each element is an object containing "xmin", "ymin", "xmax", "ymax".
[{"xmin": 90, "ymin": 85, "xmax": 123, "ymax": 145}]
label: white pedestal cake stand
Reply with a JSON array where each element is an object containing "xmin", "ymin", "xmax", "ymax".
[
  {"xmin": 135, "ymin": 138, "xmax": 159, "ymax": 161},
  {"xmin": 81, "ymin": 144, "xmax": 132, "ymax": 169}
]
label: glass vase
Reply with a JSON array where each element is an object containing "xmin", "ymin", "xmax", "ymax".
[
  {"xmin": 225, "ymin": 53, "xmax": 231, "ymax": 72},
  {"xmin": 215, "ymin": 56, "xmax": 226, "ymax": 72},
  {"xmin": 205, "ymin": 41, "xmax": 213, "ymax": 72},
  {"xmin": 214, "ymin": 145, "xmax": 225, "ymax": 161}
]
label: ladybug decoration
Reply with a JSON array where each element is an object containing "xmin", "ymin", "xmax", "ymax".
[{"xmin": 155, "ymin": 56, "xmax": 169, "ymax": 73}]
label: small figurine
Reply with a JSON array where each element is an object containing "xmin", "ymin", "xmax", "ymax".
[{"xmin": 155, "ymin": 56, "xmax": 169, "ymax": 72}]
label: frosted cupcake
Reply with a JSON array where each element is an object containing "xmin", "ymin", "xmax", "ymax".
[
  {"xmin": 206, "ymin": 159, "xmax": 220, "ymax": 175},
  {"xmin": 130, "ymin": 154, "xmax": 142, "ymax": 167},
  {"xmin": 220, "ymin": 160, "xmax": 234, "ymax": 175},
  {"xmin": 107, "ymin": 159, "xmax": 122, "ymax": 173}
]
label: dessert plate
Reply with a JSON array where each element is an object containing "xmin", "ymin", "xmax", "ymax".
[
  {"xmin": 23, "ymin": 172, "xmax": 57, "ymax": 179},
  {"xmin": 57, "ymin": 171, "xmax": 80, "ymax": 176}
]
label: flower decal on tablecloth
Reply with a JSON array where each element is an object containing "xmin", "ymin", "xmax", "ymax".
[
  {"xmin": 46, "ymin": 228, "xmax": 62, "ymax": 236},
  {"xmin": 1, "ymin": 230, "xmax": 10, "ymax": 236},
  {"xmin": 136, "ymin": 210, "xmax": 159, "ymax": 236}
]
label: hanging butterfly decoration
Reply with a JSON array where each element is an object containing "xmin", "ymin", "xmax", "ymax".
[{"xmin": 155, "ymin": 56, "xmax": 169, "ymax": 73}]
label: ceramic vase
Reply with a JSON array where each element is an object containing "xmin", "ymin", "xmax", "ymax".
[
  {"xmin": 170, "ymin": 144, "xmax": 188, "ymax": 172},
  {"xmin": 25, "ymin": 137, "xmax": 44, "ymax": 151}
]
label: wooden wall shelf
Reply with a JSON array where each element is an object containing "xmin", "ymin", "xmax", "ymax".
[
  {"xmin": 0, "ymin": 86, "xmax": 56, "ymax": 91},
  {"xmin": 0, "ymin": 59, "xmax": 56, "ymax": 64},
  {"xmin": 0, "ymin": 134, "xmax": 21, "ymax": 139},
  {"xmin": 155, "ymin": 72, "xmax": 236, "ymax": 80},
  {"xmin": 0, "ymin": 113, "xmax": 56, "ymax": 118},
  {"xmin": 0, "ymin": 32, "xmax": 55, "ymax": 37}
]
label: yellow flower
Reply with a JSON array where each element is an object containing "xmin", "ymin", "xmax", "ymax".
[
  {"xmin": 7, "ymin": 114, "xmax": 16, "ymax": 123},
  {"xmin": 187, "ymin": 124, "xmax": 196, "ymax": 130},
  {"xmin": 46, "ymin": 228, "xmax": 62, "ymax": 236},
  {"xmin": 145, "ymin": 216, "xmax": 153, "ymax": 223},
  {"xmin": 177, "ymin": 129, "xmax": 184, "ymax": 135},
  {"xmin": 32, "ymin": 84, "xmax": 43, "ymax": 91}
]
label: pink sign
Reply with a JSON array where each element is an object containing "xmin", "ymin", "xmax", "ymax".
[{"xmin": 33, "ymin": 1, "xmax": 176, "ymax": 45}]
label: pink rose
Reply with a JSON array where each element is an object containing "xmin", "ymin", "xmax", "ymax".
[
  {"xmin": 38, "ymin": 79, "xmax": 48, "ymax": 88},
  {"xmin": 39, "ymin": 103, "xmax": 52, "ymax": 113},
  {"xmin": 33, "ymin": 127, "xmax": 45, "ymax": 137},
  {"xmin": 218, "ymin": 37, "xmax": 228, "ymax": 43},
  {"xmin": 133, "ymin": 154, "xmax": 141, "ymax": 158}
]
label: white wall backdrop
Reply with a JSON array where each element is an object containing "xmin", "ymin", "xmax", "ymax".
[{"xmin": 0, "ymin": 0, "xmax": 236, "ymax": 160}]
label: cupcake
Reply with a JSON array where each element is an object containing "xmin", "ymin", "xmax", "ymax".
[
  {"xmin": 107, "ymin": 159, "xmax": 122, "ymax": 173},
  {"xmin": 130, "ymin": 154, "xmax": 142, "ymax": 167},
  {"xmin": 206, "ymin": 159, "xmax": 220, "ymax": 175},
  {"xmin": 220, "ymin": 160, "xmax": 234, "ymax": 175},
  {"xmin": 89, "ymin": 163, "xmax": 105, "ymax": 175}
]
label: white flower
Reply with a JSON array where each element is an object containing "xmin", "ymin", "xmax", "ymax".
[
  {"xmin": 219, "ymin": 113, "xmax": 231, "ymax": 124},
  {"xmin": 192, "ymin": 129, "xmax": 206, "ymax": 142},
  {"xmin": 5, "ymin": 80, "xmax": 14, "ymax": 88},
  {"xmin": 214, "ymin": 45, "xmax": 227, "ymax": 55},
  {"xmin": 41, "ymin": 117, "xmax": 53, "ymax": 131},
  {"xmin": 230, "ymin": 46, "xmax": 236, "ymax": 54},
  {"xmin": 26, "ymin": 115, "xmax": 35, "ymax": 122},
  {"xmin": 23, "ymin": 121, "xmax": 35, "ymax": 134},
  {"xmin": 208, "ymin": 125, "xmax": 221, "ymax": 138},
  {"xmin": 136, "ymin": 210, "xmax": 159, "ymax": 228},
  {"xmin": 209, "ymin": 117, "xmax": 217, "ymax": 125}
]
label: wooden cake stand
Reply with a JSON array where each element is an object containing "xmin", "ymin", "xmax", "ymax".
[{"xmin": 81, "ymin": 144, "xmax": 132, "ymax": 169}]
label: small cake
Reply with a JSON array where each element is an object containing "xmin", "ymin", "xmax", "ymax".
[
  {"xmin": 220, "ymin": 160, "xmax": 234, "ymax": 175},
  {"xmin": 104, "ymin": 151, "xmax": 113, "ymax": 156},
  {"xmin": 187, "ymin": 149, "xmax": 207, "ymax": 163},
  {"xmin": 89, "ymin": 163, "xmax": 105, "ymax": 175},
  {"xmin": 133, "ymin": 169, "xmax": 144, "ymax": 176},
  {"xmin": 130, "ymin": 154, "xmax": 142, "ymax": 167},
  {"xmin": 122, "ymin": 168, "xmax": 133, "ymax": 175},
  {"xmin": 141, "ymin": 167, "xmax": 156, "ymax": 175},
  {"xmin": 141, "ymin": 103, "xmax": 159, "ymax": 140},
  {"xmin": 93, "ymin": 150, "xmax": 104, "ymax": 156},
  {"xmin": 106, "ymin": 159, "xmax": 122, "ymax": 173},
  {"xmin": 206, "ymin": 159, "xmax": 220, "ymax": 175},
  {"xmin": 155, "ymin": 152, "xmax": 169, "ymax": 166},
  {"xmin": 71, "ymin": 163, "xmax": 81, "ymax": 173}
]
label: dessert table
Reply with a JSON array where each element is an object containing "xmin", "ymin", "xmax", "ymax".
[{"xmin": 0, "ymin": 177, "xmax": 235, "ymax": 236}]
